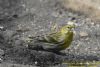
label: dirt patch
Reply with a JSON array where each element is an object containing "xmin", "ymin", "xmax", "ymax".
[
  {"xmin": 62, "ymin": 0, "xmax": 100, "ymax": 22},
  {"xmin": 0, "ymin": 0, "xmax": 100, "ymax": 67}
]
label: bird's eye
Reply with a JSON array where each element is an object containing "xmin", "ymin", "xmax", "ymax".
[{"xmin": 68, "ymin": 27, "xmax": 70, "ymax": 28}]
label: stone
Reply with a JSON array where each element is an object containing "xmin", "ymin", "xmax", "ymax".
[
  {"xmin": 0, "ymin": 49, "xmax": 4, "ymax": 56},
  {"xmin": 0, "ymin": 0, "xmax": 25, "ymax": 20},
  {"xmin": 79, "ymin": 32, "xmax": 88, "ymax": 37}
]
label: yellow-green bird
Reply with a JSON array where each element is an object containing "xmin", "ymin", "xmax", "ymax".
[{"xmin": 28, "ymin": 24, "xmax": 75, "ymax": 52}]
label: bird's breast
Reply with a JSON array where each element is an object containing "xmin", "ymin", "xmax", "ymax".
[{"xmin": 59, "ymin": 31, "xmax": 73, "ymax": 50}]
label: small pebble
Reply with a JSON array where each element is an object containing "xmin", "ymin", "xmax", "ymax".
[
  {"xmin": 79, "ymin": 32, "xmax": 88, "ymax": 37},
  {"xmin": 0, "ymin": 58, "xmax": 3, "ymax": 63},
  {"xmin": 0, "ymin": 49, "xmax": 4, "ymax": 56},
  {"xmin": 0, "ymin": 26, "xmax": 5, "ymax": 31},
  {"xmin": 35, "ymin": 61, "xmax": 38, "ymax": 65}
]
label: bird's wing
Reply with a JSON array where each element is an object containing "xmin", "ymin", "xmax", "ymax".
[{"xmin": 35, "ymin": 32, "xmax": 61, "ymax": 43}]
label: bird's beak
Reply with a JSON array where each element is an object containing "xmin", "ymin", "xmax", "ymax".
[
  {"xmin": 71, "ymin": 24, "xmax": 75, "ymax": 31},
  {"xmin": 72, "ymin": 24, "xmax": 75, "ymax": 28}
]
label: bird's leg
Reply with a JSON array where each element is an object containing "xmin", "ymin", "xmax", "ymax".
[
  {"xmin": 42, "ymin": 49, "xmax": 66, "ymax": 55},
  {"xmin": 53, "ymin": 51, "xmax": 66, "ymax": 56}
]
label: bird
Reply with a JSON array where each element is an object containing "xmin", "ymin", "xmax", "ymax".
[{"xmin": 28, "ymin": 23, "xmax": 75, "ymax": 53}]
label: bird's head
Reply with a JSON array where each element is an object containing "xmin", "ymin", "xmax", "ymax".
[{"xmin": 60, "ymin": 24, "xmax": 75, "ymax": 34}]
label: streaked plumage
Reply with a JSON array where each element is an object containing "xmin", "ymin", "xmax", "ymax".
[{"xmin": 28, "ymin": 24, "xmax": 75, "ymax": 52}]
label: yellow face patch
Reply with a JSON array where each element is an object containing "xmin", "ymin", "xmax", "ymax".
[{"xmin": 60, "ymin": 24, "xmax": 75, "ymax": 34}]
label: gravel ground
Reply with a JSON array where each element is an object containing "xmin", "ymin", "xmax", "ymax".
[{"xmin": 0, "ymin": 0, "xmax": 100, "ymax": 67}]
